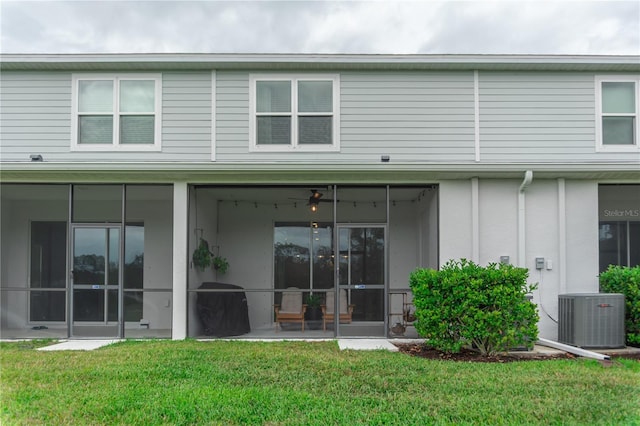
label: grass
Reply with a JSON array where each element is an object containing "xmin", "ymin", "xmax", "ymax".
[{"xmin": 1, "ymin": 340, "xmax": 639, "ymax": 425}]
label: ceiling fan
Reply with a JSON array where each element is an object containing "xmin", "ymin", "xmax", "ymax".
[
  {"xmin": 308, "ymin": 189, "xmax": 337, "ymax": 212},
  {"xmin": 287, "ymin": 189, "xmax": 337, "ymax": 212}
]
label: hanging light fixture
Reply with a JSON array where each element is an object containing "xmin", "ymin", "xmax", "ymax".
[{"xmin": 309, "ymin": 189, "xmax": 323, "ymax": 212}]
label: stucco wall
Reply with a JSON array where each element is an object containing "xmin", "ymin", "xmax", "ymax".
[{"xmin": 439, "ymin": 177, "xmax": 600, "ymax": 339}]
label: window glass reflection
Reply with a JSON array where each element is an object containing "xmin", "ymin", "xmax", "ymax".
[
  {"xmin": 73, "ymin": 228, "xmax": 106, "ymax": 286},
  {"xmin": 274, "ymin": 222, "xmax": 333, "ymax": 290}
]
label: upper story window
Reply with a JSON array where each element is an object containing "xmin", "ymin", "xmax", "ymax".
[
  {"xmin": 595, "ymin": 75, "xmax": 640, "ymax": 152},
  {"xmin": 71, "ymin": 74, "xmax": 161, "ymax": 151},
  {"xmin": 249, "ymin": 74, "xmax": 340, "ymax": 151}
]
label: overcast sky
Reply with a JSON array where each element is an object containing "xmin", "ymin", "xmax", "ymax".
[{"xmin": 1, "ymin": 1, "xmax": 638, "ymax": 55}]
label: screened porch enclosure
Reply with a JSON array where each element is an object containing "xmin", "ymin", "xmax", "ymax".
[
  {"xmin": 1, "ymin": 183, "xmax": 438, "ymax": 339},
  {"xmin": 187, "ymin": 185, "xmax": 438, "ymax": 339},
  {"xmin": 0, "ymin": 184, "xmax": 174, "ymax": 339}
]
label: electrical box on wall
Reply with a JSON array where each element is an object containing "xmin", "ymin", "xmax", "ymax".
[{"xmin": 535, "ymin": 257, "xmax": 545, "ymax": 270}]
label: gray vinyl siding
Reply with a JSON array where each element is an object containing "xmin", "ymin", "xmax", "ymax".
[
  {"xmin": 3, "ymin": 68, "xmax": 639, "ymax": 165},
  {"xmin": 478, "ymin": 72, "xmax": 604, "ymax": 162},
  {"xmin": 215, "ymin": 71, "xmax": 476, "ymax": 162},
  {"xmin": 160, "ymin": 72, "xmax": 211, "ymax": 159},
  {"xmin": 215, "ymin": 71, "xmax": 250, "ymax": 158},
  {"xmin": 0, "ymin": 71, "xmax": 212, "ymax": 162},
  {"xmin": 0, "ymin": 72, "xmax": 72, "ymax": 158},
  {"xmin": 340, "ymin": 72, "xmax": 475, "ymax": 162}
]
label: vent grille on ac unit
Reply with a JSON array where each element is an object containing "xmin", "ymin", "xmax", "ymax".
[{"xmin": 558, "ymin": 293, "xmax": 625, "ymax": 348}]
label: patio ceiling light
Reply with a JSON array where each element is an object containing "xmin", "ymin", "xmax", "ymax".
[
  {"xmin": 307, "ymin": 189, "xmax": 337, "ymax": 213},
  {"xmin": 309, "ymin": 189, "xmax": 323, "ymax": 212}
]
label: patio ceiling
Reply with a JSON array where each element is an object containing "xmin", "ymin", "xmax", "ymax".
[{"xmin": 196, "ymin": 186, "xmax": 428, "ymax": 204}]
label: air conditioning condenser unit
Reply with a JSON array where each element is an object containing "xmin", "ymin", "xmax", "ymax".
[{"xmin": 558, "ymin": 293, "xmax": 625, "ymax": 348}]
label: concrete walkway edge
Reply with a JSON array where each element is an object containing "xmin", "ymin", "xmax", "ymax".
[
  {"xmin": 37, "ymin": 340, "xmax": 120, "ymax": 351},
  {"xmin": 338, "ymin": 339, "xmax": 399, "ymax": 351},
  {"xmin": 35, "ymin": 338, "xmax": 401, "ymax": 352}
]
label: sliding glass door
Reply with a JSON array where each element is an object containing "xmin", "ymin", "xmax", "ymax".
[
  {"xmin": 71, "ymin": 225, "xmax": 121, "ymax": 337},
  {"xmin": 336, "ymin": 225, "xmax": 386, "ymax": 337}
]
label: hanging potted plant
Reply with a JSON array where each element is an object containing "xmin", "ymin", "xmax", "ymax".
[
  {"xmin": 192, "ymin": 236, "xmax": 230, "ymax": 274},
  {"xmin": 212, "ymin": 255, "xmax": 229, "ymax": 274},
  {"xmin": 192, "ymin": 238, "xmax": 212, "ymax": 271}
]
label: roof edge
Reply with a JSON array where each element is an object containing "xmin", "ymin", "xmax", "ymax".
[{"xmin": 2, "ymin": 53, "xmax": 639, "ymax": 72}]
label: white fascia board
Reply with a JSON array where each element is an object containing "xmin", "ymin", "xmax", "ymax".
[
  {"xmin": 2, "ymin": 161, "xmax": 639, "ymax": 178},
  {"xmin": 3, "ymin": 52, "xmax": 639, "ymax": 63},
  {"xmin": 1, "ymin": 168, "xmax": 638, "ymax": 186},
  {"xmin": 2, "ymin": 53, "xmax": 640, "ymax": 72}
]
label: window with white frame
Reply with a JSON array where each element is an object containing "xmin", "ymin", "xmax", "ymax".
[
  {"xmin": 250, "ymin": 75, "xmax": 339, "ymax": 151},
  {"xmin": 72, "ymin": 74, "xmax": 161, "ymax": 151},
  {"xmin": 596, "ymin": 76, "xmax": 640, "ymax": 151}
]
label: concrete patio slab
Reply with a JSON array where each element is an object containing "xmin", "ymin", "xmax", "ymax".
[
  {"xmin": 37, "ymin": 340, "xmax": 120, "ymax": 351},
  {"xmin": 338, "ymin": 339, "xmax": 399, "ymax": 351}
]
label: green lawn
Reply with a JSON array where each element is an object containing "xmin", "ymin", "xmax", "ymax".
[{"xmin": 1, "ymin": 340, "xmax": 639, "ymax": 425}]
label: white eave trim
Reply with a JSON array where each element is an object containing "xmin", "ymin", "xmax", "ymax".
[
  {"xmin": 2, "ymin": 162, "xmax": 638, "ymax": 184},
  {"xmin": 2, "ymin": 53, "xmax": 639, "ymax": 72},
  {"xmin": 2, "ymin": 161, "xmax": 639, "ymax": 173}
]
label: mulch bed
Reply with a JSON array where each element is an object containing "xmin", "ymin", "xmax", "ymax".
[{"xmin": 395, "ymin": 343, "xmax": 640, "ymax": 363}]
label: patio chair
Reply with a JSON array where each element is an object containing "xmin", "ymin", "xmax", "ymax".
[
  {"xmin": 274, "ymin": 287, "xmax": 307, "ymax": 332},
  {"xmin": 322, "ymin": 290, "xmax": 355, "ymax": 331}
]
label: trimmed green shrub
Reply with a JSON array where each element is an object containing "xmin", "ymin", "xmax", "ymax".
[
  {"xmin": 409, "ymin": 259, "xmax": 539, "ymax": 355},
  {"xmin": 599, "ymin": 265, "xmax": 640, "ymax": 346}
]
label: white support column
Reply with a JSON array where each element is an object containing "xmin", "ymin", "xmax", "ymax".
[{"xmin": 172, "ymin": 182, "xmax": 188, "ymax": 340}]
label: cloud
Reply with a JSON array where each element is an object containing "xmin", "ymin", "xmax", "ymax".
[
  {"xmin": 417, "ymin": 1, "xmax": 640, "ymax": 54},
  {"xmin": 0, "ymin": 0, "xmax": 638, "ymax": 54},
  {"xmin": 299, "ymin": 2, "xmax": 446, "ymax": 54}
]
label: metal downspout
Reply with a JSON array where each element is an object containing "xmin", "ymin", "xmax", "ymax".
[
  {"xmin": 518, "ymin": 171, "xmax": 533, "ymax": 267},
  {"xmin": 537, "ymin": 338, "xmax": 611, "ymax": 361}
]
